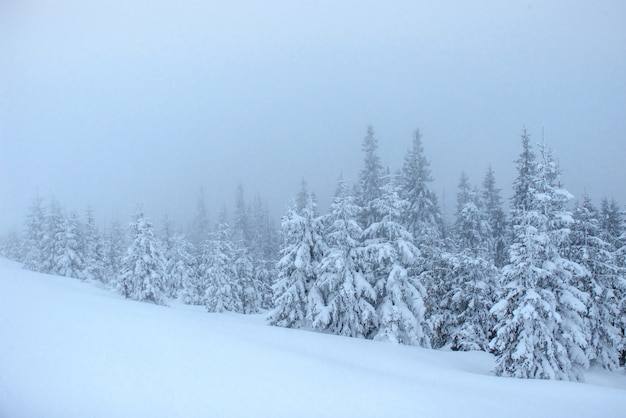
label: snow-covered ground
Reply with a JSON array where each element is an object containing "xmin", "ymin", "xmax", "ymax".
[{"xmin": 1, "ymin": 257, "xmax": 625, "ymax": 418}]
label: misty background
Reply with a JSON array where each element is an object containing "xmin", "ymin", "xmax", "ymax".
[{"xmin": 1, "ymin": 0, "xmax": 625, "ymax": 232}]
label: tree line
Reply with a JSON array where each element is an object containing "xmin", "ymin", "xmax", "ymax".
[{"xmin": 1, "ymin": 126, "xmax": 624, "ymax": 381}]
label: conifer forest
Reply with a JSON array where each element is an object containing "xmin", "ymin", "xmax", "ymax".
[{"xmin": 2, "ymin": 126, "xmax": 625, "ymax": 382}]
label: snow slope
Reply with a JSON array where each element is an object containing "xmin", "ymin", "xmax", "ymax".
[{"xmin": 1, "ymin": 257, "xmax": 625, "ymax": 418}]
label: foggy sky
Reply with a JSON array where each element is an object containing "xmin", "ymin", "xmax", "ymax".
[{"xmin": 1, "ymin": 1, "xmax": 625, "ymax": 232}]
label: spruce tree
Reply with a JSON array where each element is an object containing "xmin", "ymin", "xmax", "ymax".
[
  {"xmin": 482, "ymin": 165, "xmax": 508, "ymax": 267},
  {"xmin": 363, "ymin": 175, "xmax": 429, "ymax": 346},
  {"xmin": 23, "ymin": 196, "xmax": 47, "ymax": 272},
  {"xmin": 491, "ymin": 134, "xmax": 588, "ymax": 381},
  {"xmin": 268, "ymin": 192, "xmax": 325, "ymax": 328},
  {"xmin": 204, "ymin": 220, "xmax": 242, "ymax": 313},
  {"xmin": 357, "ymin": 125, "xmax": 384, "ymax": 229},
  {"xmin": 571, "ymin": 195, "xmax": 622, "ymax": 370},
  {"xmin": 314, "ymin": 175, "xmax": 376, "ymax": 337},
  {"xmin": 55, "ymin": 211, "xmax": 86, "ymax": 280},
  {"xmin": 119, "ymin": 208, "xmax": 168, "ymax": 305}
]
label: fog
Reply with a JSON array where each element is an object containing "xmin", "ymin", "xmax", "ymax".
[{"xmin": 1, "ymin": 1, "xmax": 625, "ymax": 231}]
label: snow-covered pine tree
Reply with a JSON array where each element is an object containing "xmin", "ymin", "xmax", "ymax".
[
  {"xmin": 190, "ymin": 188, "xmax": 210, "ymax": 255},
  {"xmin": 314, "ymin": 174, "xmax": 376, "ymax": 338},
  {"xmin": 357, "ymin": 125, "xmax": 384, "ymax": 229},
  {"xmin": 0, "ymin": 230, "xmax": 23, "ymax": 262},
  {"xmin": 447, "ymin": 172, "xmax": 498, "ymax": 351},
  {"xmin": 398, "ymin": 129, "xmax": 447, "ymax": 347},
  {"xmin": 54, "ymin": 210, "xmax": 86, "ymax": 280},
  {"xmin": 166, "ymin": 233, "xmax": 198, "ymax": 300},
  {"xmin": 204, "ymin": 220, "xmax": 242, "ymax": 313},
  {"xmin": 490, "ymin": 132, "xmax": 588, "ymax": 381},
  {"xmin": 482, "ymin": 166, "xmax": 508, "ymax": 267},
  {"xmin": 119, "ymin": 208, "xmax": 168, "ymax": 305},
  {"xmin": 250, "ymin": 194, "xmax": 277, "ymax": 309},
  {"xmin": 268, "ymin": 192, "xmax": 325, "ymax": 328},
  {"xmin": 453, "ymin": 172, "xmax": 491, "ymax": 254},
  {"xmin": 103, "ymin": 220, "xmax": 126, "ymax": 286},
  {"xmin": 570, "ymin": 194, "xmax": 622, "ymax": 370},
  {"xmin": 83, "ymin": 206, "xmax": 106, "ymax": 282},
  {"xmin": 43, "ymin": 198, "xmax": 65, "ymax": 275},
  {"xmin": 23, "ymin": 195, "xmax": 47, "ymax": 272},
  {"xmin": 362, "ymin": 175, "xmax": 429, "ymax": 347}
]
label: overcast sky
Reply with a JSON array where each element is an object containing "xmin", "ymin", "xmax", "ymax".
[{"xmin": 1, "ymin": 1, "xmax": 625, "ymax": 232}]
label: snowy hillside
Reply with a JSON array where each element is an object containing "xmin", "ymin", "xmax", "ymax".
[{"xmin": 1, "ymin": 257, "xmax": 625, "ymax": 418}]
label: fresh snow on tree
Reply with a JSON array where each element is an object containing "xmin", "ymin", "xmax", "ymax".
[
  {"xmin": 363, "ymin": 176, "xmax": 429, "ymax": 347},
  {"xmin": 491, "ymin": 133, "xmax": 588, "ymax": 381},
  {"xmin": 314, "ymin": 175, "xmax": 376, "ymax": 337},
  {"xmin": 119, "ymin": 208, "xmax": 168, "ymax": 305},
  {"xmin": 268, "ymin": 192, "xmax": 325, "ymax": 328}
]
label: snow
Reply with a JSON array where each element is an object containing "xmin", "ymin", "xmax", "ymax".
[{"xmin": 1, "ymin": 257, "xmax": 625, "ymax": 418}]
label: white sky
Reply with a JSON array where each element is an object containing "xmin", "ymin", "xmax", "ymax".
[{"xmin": 1, "ymin": 1, "xmax": 625, "ymax": 231}]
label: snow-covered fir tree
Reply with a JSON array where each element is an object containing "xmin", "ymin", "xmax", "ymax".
[
  {"xmin": 249, "ymin": 194, "xmax": 277, "ymax": 309},
  {"xmin": 362, "ymin": 175, "xmax": 429, "ymax": 347},
  {"xmin": 397, "ymin": 129, "xmax": 447, "ymax": 347},
  {"xmin": 54, "ymin": 211, "xmax": 86, "ymax": 280},
  {"xmin": 446, "ymin": 172, "xmax": 498, "ymax": 351},
  {"xmin": 357, "ymin": 125, "xmax": 384, "ymax": 229},
  {"xmin": 103, "ymin": 220, "xmax": 126, "ymax": 286},
  {"xmin": 166, "ymin": 232, "xmax": 198, "ymax": 300},
  {"xmin": 482, "ymin": 165, "xmax": 508, "ymax": 267},
  {"xmin": 204, "ymin": 219, "xmax": 242, "ymax": 313},
  {"xmin": 570, "ymin": 194, "xmax": 623, "ymax": 370},
  {"xmin": 43, "ymin": 198, "xmax": 66, "ymax": 275},
  {"xmin": 190, "ymin": 188, "xmax": 210, "ymax": 254},
  {"xmin": 119, "ymin": 208, "xmax": 168, "ymax": 305},
  {"xmin": 314, "ymin": 175, "xmax": 377, "ymax": 337},
  {"xmin": 0, "ymin": 230, "xmax": 23, "ymax": 262},
  {"xmin": 268, "ymin": 192, "xmax": 325, "ymax": 328},
  {"xmin": 491, "ymin": 133, "xmax": 588, "ymax": 381},
  {"xmin": 23, "ymin": 195, "xmax": 47, "ymax": 272},
  {"xmin": 83, "ymin": 206, "xmax": 106, "ymax": 282},
  {"xmin": 454, "ymin": 172, "xmax": 491, "ymax": 255}
]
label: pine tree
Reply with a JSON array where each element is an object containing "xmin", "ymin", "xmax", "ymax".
[
  {"xmin": 571, "ymin": 194, "xmax": 622, "ymax": 370},
  {"xmin": 482, "ymin": 165, "xmax": 508, "ymax": 267},
  {"xmin": 23, "ymin": 195, "xmax": 47, "ymax": 272},
  {"xmin": 104, "ymin": 220, "xmax": 126, "ymax": 286},
  {"xmin": 190, "ymin": 188, "xmax": 210, "ymax": 254},
  {"xmin": 166, "ymin": 233, "xmax": 198, "ymax": 300},
  {"xmin": 43, "ymin": 198, "xmax": 65, "ymax": 275},
  {"xmin": 398, "ymin": 129, "xmax": 446, "ymax": 347},
  {"xmin": 204, "ymin": 220, "xmax": 242, "ymax": 313},
  {"xmin": 83, "ymin": 206, "xmax": 106, "ymax": 282},
  {"xmin": 250, "ymin": 194, "xmax": 277, "ymax": 309},
  {"xmin": 119, "ymin": 208, "xmax": 168, "ymax": 305},
  {"xmin": 357, "ymin": 125, "xmax": 384, "ymax": 229},
  {"xmin": 268, "ymin": 193, "xmax": 325, "ymax": 328},
  {"xmin": 314, "ymin": 175, "xmax": 376, "ymax": 337},
  {"xmin": 363, "ymin": 175, "xmax": 429, "ymax": 346},
  {"xmin": 491, "ymin": 134, "xmax": 588, "ymax": 381},
  {"xmin": 54, "ymin": 211, "xmax": 86, "ymax": 280},
  {"xmin": 454, "ymin": 172, "xmax": 491, "ymax": 255}
]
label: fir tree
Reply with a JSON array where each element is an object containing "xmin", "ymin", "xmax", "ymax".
[
  {"xmin": 23, "ymin": 195, "xmax": 47, "ymax": 272},
  {"xmin": 571, "ymin": 194, "xmax": 622, "ymax": 370},
  {"xmin": 83, "ymin": 206, "xmax": 106, "ymax": 282},
  {"xmin": 119, "ymin": 208, "xmax": 168, "ymax": 305},
  {"xmin": 268, "ymin": 192, "xmax": 325, "ymax": 328},
  {"xmin": 166, "ymin": 233, "xmax": 198, "ymax": 300},
  {"xmin": 363, "ymin": 175, "xmax": 429, "ymax": 347},
  {"xmin": 357, "ymin": 125, "xmax": 384, "ymax": 229},
  {"xmin": 482, "ymin": 165, "xmax": 508, "ymax": 267},
  {"xmin": 204, "ymin": 220, "xmax": 242, "ymax": 313},
  {"xmin": 314, "ymin": 175, "xmax": 376, "ymax": 337},
  {"xmin": 54, "ymin": 211, "xmax": 86, "ymax": 280},
  {"xmin": 491, "ymin": 134, "xmax": 588, "ymax": 381}
]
